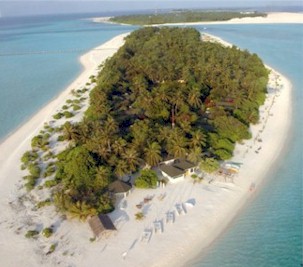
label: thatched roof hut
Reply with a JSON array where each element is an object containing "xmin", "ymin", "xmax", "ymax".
[
  {"xmin": 88, "ymin": 214, "xmax": 116, "ymax": 238},
  {"xmin": 108, "ymin": 180, "xmax": 132, "ymax": 197}
]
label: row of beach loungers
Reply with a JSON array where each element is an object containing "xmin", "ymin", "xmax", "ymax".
[{"xmin": 141, "ymin": 201, "xmax": 194, "ymax": 242}]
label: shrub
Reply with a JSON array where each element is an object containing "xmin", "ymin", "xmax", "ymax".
[
  {"xmin": 66, "ymin": 99, "xmax": 72, "ymax": 104},
  {"xmin": 135, "ymin": 212, "xmax": 144, "ymax": 220},
  {"xmin": 43, "ymin": 165, "xmax": 56, "ymax": 178},
  {"xmin": 73, "ymin": 99, "xmax": 80, "ymax": 104},
  {"xmin": 44, "ymin": 124, "xmax": 50, "ymax": 130},
  {"xmin": 53, "ymin": 112, "xmax": 63, "ymax": 120},
  {"xmin": 48, "ymin": 127, "xmax": 55, "ymax": 133},
  {"xmin": 42, "ymin": 227, "xmax": 53, "ymax": 238},
  {"xmin": 80, "ymin": 97, "xmax": 87, "ymax": 101},
  {"xmin": 43, "ymin": 151, "xmax": 54, "ymax": 161},
  {"xmin": 28, "ymin": 163, "xmax": 41, "ymax": 178},
  {"xmin": 25, "ymin": 230, "xmax": 39, "ymax": 238},
  {"xmin": 44, "ymin": 180, "xmax": 58, "ymax": 188},
  {"xmin": 62, "ymin": 105, "xmax": 69, "ymax": 110},
  {"xmin": 47, "ymin": 243, "xmax": 57, "ymax": 255},
  {"xmin": 135, "ymin": 169, "xmax": 158, "ymax": 189},
  {"xmin": 214, "ymin": 149, "xmax": 232, "ymax": 160},
  {"xmin": 21, "ymin": 150, "xmax": 39, "ymax": 165},
  {"xmin": 72, "ymin": 104, "xmax": 81, "ymax": 111},
  {"xmin": 191, "ymin": 174, "xmax": 198, "ymax": 179},
  {"xmin": 25, "ymin": 179, "xmax": 36, "ymax": 191},
  {"xmin": 21, "ymin": 164, "xmax": 27, "ymax": 170},
  {"xmin": 37, "ymin": 199, "xmax": 52, "ymax": 209},
  {"xmin": 43, "ymin": 133, "xmax": 51, "ymax": 140},
  {"xmin": 199, "ymin": 158, "xmax": 220, "ymax": 173},
  {"xmin": 63, "ymin": 111, "xmax": 74, "ymax": 118},
  {"xmin": 57, "ymin": 135, "xmax": 65, "ymax": 142},
  {"xmin": 55, "ymin": 126, "xmax": 62, "ymax": 132}
]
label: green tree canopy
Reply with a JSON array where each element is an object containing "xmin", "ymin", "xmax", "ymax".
[{"xmin": 135, "ymin": 169, "xmax": 158, "ymax": 188}]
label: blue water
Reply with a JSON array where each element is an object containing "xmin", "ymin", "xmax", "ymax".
[
  {"xmin": 0, "ymin": 16, "xmax": 302, "ymax": 267},
  {"xmin": 0, "ymin": 15, "xmax": 136, "ymax": 141},
  {"xmin": 187, "ymin": 24, "xmax": 303, "ymax": 267}
]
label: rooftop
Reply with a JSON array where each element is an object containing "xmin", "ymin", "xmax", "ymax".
[
  {"xmin": 159, "ymin": 164, "xmax": 185, "ymax": 178},
  {"xmin": 173, "ymin": 159, "xmax": 196, "ymax": 171},
  {"xmin": 108, "ymin": 180, "xmax": 132, "ymax": 194},
  {"xmin": 88, "ymin": 214, "xmax": 116, "ymax": 238}
]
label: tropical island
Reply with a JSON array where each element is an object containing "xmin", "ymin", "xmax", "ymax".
[
  {"xmin": 109, "ymin": 11, "xmax": 267, "ymax": 25},
  {"xmin": 21, "ymin": 27, "xmax": 269, "ymax": 219},
  {"xmin": 0, "ymin": 13, "xmax": 295, "ymax": 267}
]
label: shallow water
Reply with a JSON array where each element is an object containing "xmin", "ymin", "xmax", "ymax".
[
  {"xmin": 0, "ymin": 15, "xmax": 136, "ymax": 141},
  {"xmin": 0, "ymin": 16, "xmax": 301, "ymax": 267},
  {"xmin": 187, "ymin": 24, "xmax": 302, "ymax": 267}
]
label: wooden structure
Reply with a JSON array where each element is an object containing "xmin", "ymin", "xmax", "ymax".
[
  {"xmin": 88, "ymin": 214, "xmax": 116, "ymax": 238},
  {"xmin": 159, "ymin": 158, "xmax": 197, "ymax": 183},
  {"xmin": 108, "ymin": 180, "xmax": 132, "ymax": 198}
]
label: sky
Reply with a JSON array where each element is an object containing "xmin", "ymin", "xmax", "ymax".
[{"xmin": 0, "ymin": 1, "xmax": 301, "ymax": 17}]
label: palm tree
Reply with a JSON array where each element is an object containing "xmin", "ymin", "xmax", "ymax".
[
  {"xmin": 68, "ymin": 200, "xmax": 97, "ymax": 221},
  {"xmin": 144, "ymin": 142, "xmax": 162, "ymax": 167},
  {"xmin": 114, "ymin": 160, "xmax": 129, "ymax": 179},
  {"xmin": 101, "ymin": 116, "xmax": 118, "ymax": 152},
  {"xmin": 170, "ymin": 89, "xmax": 185, "ymax": 128},
  {"xmin": 122, "ymin": 147, "xmax": 140, "ymax": 172},
  {"xmin": 167, "ymin": 139, "xmax": 187, "ymax": 158},
  {"xmin": 104, "ymin": 116, "xmax": 118, "ymax": 135},
  {"xmin": 189, "ymin": 130, "xmax": 206, "ymax": 149},
  {"xmin": 187, "ymin": 146, "xmax": 202, "ymax": 164},
  {"xmin": 188, "ymin": 87, "xmax": 202, "ymax": 108},
  {"xmin": 165, "ymin": 127, "xmax": 188, "ymax": 158},
  {"xmin": 62, "ymin": 121, "xmax": 79, "ymax": 141},
  {"xmin": 112, "ymin": 138, "xmax": 127, "ymax": 156},
  {"xmin": 95, "ymin": 166, "xmax": 112, "ymax": 190}
]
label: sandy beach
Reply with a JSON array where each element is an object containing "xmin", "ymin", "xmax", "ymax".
[
  {"xmin": 0, "ymin": 15, "xmax": 294, "ymax": 267},
  {"xmin": 93, "ymin": 12, "xmax": 303, "ymax": 26},
  {"xmin": 158, "ymin": 12, "xmax": 303, "ymax": 26}
]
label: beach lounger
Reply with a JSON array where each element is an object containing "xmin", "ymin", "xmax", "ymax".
[
  {"xmin": 166, "ymin": 211, "xmax": 175, "ymax": 223},
  {"xmin": 175, "ymin": 203, "xmax": 185, "ymax": 215},
  {"xmin": 154, "ymin": 220, "xmax": 163, "ymax": 233},
  {"xmin": 141, "ymin": 228, "xmax": 152, "ymax": 243},
  {"xmin": 157, "ymin": 193, "xmax": 166, "ymax": 201}
]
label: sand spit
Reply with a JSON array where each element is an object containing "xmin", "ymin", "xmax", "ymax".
[{"xmin": 0, "ymin": 28, "xmax": 292, "ymax": 267}]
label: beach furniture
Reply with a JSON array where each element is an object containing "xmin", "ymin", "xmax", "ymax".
[
  {"xmin": 175, "ymin": 203, "xmax": 185, "ymax": 215},
  {"xmin": 141, "ymin": 228, "xmax": 153, "ymax": 242},
  {"xmin": 166, "ymin": 211, "xmax": 175, "ymax": 223},
  {"xmin": 154, "ymin": 220, "xmax": 163, "ymax": 233},
  {"xmin": 144, "ymin": 195, "xmax": 154, "ymax": 203},
  {"xmin": 157, "ymin": 193, "xmax": 166, "ymax": 201},
  {"xmin": 136, "ymin": 202, "xmax": 143, "ymax": 209}
]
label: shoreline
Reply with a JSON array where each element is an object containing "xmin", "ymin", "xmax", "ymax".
[
  {"xmin": 0, "ymin": 33, "xmax": 129, "ymax": 266},
  {"xmin": 92, "ymin": 12, "xmax": 303, "ymax": 26},
  {"xmin": 0, "ymin": 28, "xmax": 293, "ymax": 267},
  {"xmin": 174, "ymin": 34, "xmax": 293, "ymax": 267}
]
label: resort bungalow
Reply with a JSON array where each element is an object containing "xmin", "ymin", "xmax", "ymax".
[
  {"xmin": 88, "ymin": 214, "xmax": 117, "ymax": 239},
  {"xmin": 108, "ymin": 180, "xmax": 132, "ymax": 198},
  {"xmin": 159, "ymin": 158, "xmax": 197, "ymax": 183}
]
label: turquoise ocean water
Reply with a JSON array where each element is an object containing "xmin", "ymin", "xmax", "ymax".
[
  {"xmin": 0, "ymin": 15, "xmax": 136, "ymax": 141},
  {"xmin": 0, "ymin": 16, "xmax": 301, "ymax": 267},
  {"xmin": 187, "ymin": 24, "xmax": 303, "ymax": 267}
]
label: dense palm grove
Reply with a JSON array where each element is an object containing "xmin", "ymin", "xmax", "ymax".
[
  {"xmin": 54, "ymin": 27, "xmax": 268, "ymax": 216},
  {"xmin": 110, "ymin": 11, "xmax": 266, "ymax": 25}
]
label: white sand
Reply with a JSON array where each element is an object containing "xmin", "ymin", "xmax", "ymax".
[
  {"xmin": 151, "ymin": 12, "xmax": 303, "ymax": 26},
  {"xmin": 0, "ymin": 24, "xmax": 293, "ymax": 267},
  {"xmin": 92, "ymin": 12, "xmax": 303, "ymax": 26}
]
